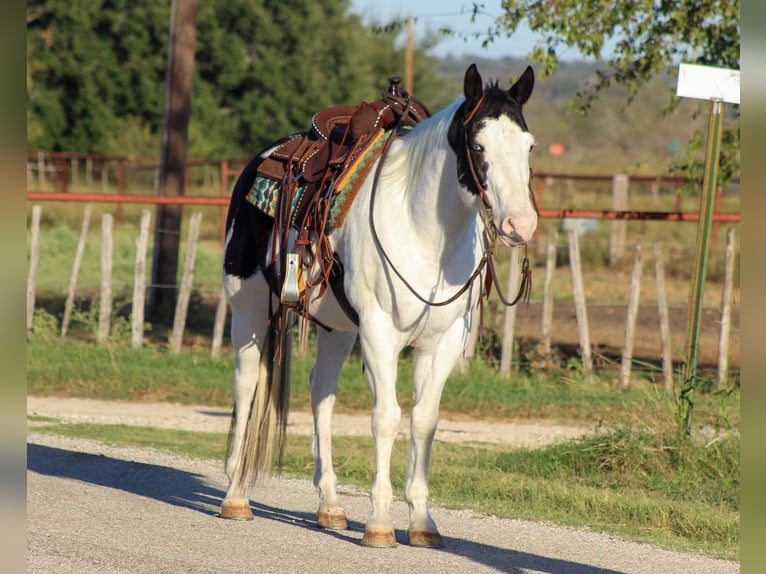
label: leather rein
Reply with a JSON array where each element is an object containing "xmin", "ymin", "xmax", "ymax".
[{"xmin": 368, "ymin": 94, "xmax": 535, "ymax": 309}]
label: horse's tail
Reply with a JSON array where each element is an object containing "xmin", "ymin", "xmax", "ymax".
[{"xmin": 228, "ymin": 306, "xmax": 292, "ymax": 488}]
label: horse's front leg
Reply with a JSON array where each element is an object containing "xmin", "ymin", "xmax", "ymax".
[
  {"xmin": 359, "ymin": 327, "xmax": 403, "ymax": 547},
  {"xmin": 311, "ymin": 328, "xmax": 357, "ymax": 530},
  {"xmin": 405, "ymin": 320, "xmax": 470, "ymax": 547}
]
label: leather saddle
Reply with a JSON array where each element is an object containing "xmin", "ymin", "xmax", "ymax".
[{"xmin": 255, "ymin": 77, "xmax": 430, "ymax": 228}]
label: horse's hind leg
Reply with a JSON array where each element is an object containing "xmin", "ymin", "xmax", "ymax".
[
  {"xmin": 311, "ymin": 328, "xmax": 357, "ymax": 529},
  {"xmin": 220, "ymin": 275, "xmax": 270, "ymax": 520}
]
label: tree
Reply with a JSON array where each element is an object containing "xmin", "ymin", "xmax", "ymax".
[
  {"xmin": 27, "ymin": 0, "xmax": 169, "ymax": 152},
  {"xmin": 489, "ymin": 0, "xmax": 740, "ymax": 181},
  {"xmin": 26, "ymin": 0, "xmax": 451, "ymax": 158}
]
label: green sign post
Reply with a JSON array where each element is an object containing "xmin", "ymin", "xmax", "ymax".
[{"xmin": 675, "ymin": 63, "xmax": 739, "ymax": 436}]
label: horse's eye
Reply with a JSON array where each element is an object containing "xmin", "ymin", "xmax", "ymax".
[{"xmin": 471, "ymin": 143, "xmax": 484, "ymax": 152}]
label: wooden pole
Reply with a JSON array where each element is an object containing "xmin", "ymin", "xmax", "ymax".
[
  {"xmin": 540, "ymin": 227, "xmax": 557, "ymax": 355},
  {"xmin": 37, "ymin": 152, "xmax": 45, "ymax": 186},
  {"xmin": 101, "ymin": 165, "xmax": 108, "ymax": 192},
  {"xmin": 169, "ymin": 212, "xmax": 202, "ymax": 353},
  {"xmin": 97, "ymin": 214, "xmax": 114, "ymax": 343},
  {"xmin": 567, "ymin": 230, "xmax": 592, "ymax": 373},
  {"xmin": 717, "ymin": 227, "xmax": 736, "ymax": 386},
  {"xmin": 61, "ymin": 204, "xmax": 92, "ymax": 337},
  {"xmin": 405, "ymin": 13, "xmax": 414, "ymax": 95},
  {"xmin": 131, "ymin": 210, "xmax": 152, "ymax": 348},
  {"xmin": 500, "ymin": 247, "xmax": 522, "ymax": 374},
  {"xmin": 211, "ymin": 287, "xmax": 228, "ymax": 357},
  {"xmin": 220, "ymin": 159, "xmax": 229, "ymax": 245},
  {"xmin": 27, "ymin": 205, "xmax": 42, "ymax": 337},
  {"xmin": 653, "ymin": 243, "xmax": 674, "ymax": 392},
  {"xmin": 609, "ymin": 174, "xmax": 628, "ymax": 265},
  {"xmin": 150, "ymin": 0, "xmax": 198, "ymax": 320},
  {"xmin": 620, "ymin": 239, "xmax": 643, "ymax": 388}
]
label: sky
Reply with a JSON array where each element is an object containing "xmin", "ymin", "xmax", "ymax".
[{"xmin": 349, "ymin": 0, "xmax": 547, "ymax": 60}]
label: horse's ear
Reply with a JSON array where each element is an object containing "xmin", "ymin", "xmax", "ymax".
[
  {"xmin": 508, "ymin": 65, "xmax": 535, "ymax": 106},
  {"xmin": 464, "ymin": 63, "xmax": 483, "ymax": 108}
]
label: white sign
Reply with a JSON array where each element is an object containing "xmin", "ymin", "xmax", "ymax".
[{"xmin": 676, "ymin": 63, "xmax": 740, "ymax": 104}]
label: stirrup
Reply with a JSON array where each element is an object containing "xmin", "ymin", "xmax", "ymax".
[{"xmin": 280, "ymin": 253, "xmax": 303, "ymax": 304}]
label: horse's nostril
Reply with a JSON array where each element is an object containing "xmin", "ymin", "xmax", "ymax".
[
  {"xmin": 501, "ymin": 217, "xmax": 515, "ymax": 236},
  {"xmin": 501, "ymin": 215, "xmax": 537, "ymax": 243}
]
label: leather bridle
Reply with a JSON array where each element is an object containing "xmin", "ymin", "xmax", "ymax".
[{"xmin": 368, "ymin": 94, "xmax": 535, "ymax": 309}]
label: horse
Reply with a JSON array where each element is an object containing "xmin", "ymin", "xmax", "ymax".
[{"xmin": 219, "ymin": 63, "xmax": 538, "ymax": 548}]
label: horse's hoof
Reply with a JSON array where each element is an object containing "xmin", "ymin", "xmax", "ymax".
[
  {"xmin": 407, "ymin": 528, "xmax": 445, "ymax": 548},
  {"xmin": 317, "ymin": 508, "xmax": 348, "ymax": 530},
  {"xmin": 361, "ymin": 528, "xmax": 397, "ymax": 548},
  {"xmin": 219, "ymin": 500, "xmax": 254, "ymax": 520}
]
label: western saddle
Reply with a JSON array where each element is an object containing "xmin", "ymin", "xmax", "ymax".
[{"xmin": 258, "ymin": 77, "xmax": 431, "ymax": 314}]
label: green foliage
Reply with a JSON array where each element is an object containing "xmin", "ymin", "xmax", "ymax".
[
  {"xmin": 31, "ymin": 308, "xmax": 60, "ymax": 340},
  {"xmin": 27, "ymin": 0, "xmax": 169, "ymax": 152},
  {"xmin": 485, "ymin": 1, "xmax": 740, "ymax": 180},
  {"xmin": 26, "ymin": 0, "xmax": 450, "ymax": 157},
  {"xmin": 494, "ymin": 1, "xmax": 739, "ymax": 103}
]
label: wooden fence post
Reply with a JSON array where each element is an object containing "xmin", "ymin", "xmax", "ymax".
[
  {"xmin": 500, "ymin": 247, "xmax": 522, "ymax": 374},
  {"xmin": 169, "ymin": 212, "xmax": 203, "ymax": 353},
  {"xmin": 567, "ymin": 229, "xmax": 592, "ymax": 373},
  {"xmin": 27, "ymin": 205, "xmax": 42, "ymax": 337},
  {"xmin": 211, "ymin": 287, "xmax": 228, "ymax": 357},
  {"xmin": 653, "ymin": 243, "xmax": 675, "ymax": 392},
  {"xmin": 609, "ymin": 174, "xmax": 628, "ymax": 265},
  {"xmin": 61, "ymin": 204, "xmax": 92, "ymax": 337},
  {"xmin": 98, "ymin": 213, "xmax": 114, "ymax": 343},
  {"xmin": 71, "ymin": 157, "xmax": 79, "ymax": 184},
  {"xmin": 620, "ymin": 239, "xmax": 643, "ymax": 388},
  {"xmin": 717, "ymin": 227, "xmax": 736, "ymax": 386},
  {"xmin": 540, "ymin": 227, "xmax": 557, "ymax": 356},
  {"xmin": 101, "ymin": 165, "xmax": 108, "ymax": 192},
  {"xmin": 36, "ymin": 153, "xmax": 43, "ymax": 185},
  {"xmin": 131, "ymin": 210, "xmax": 152, "ymax": 349}
]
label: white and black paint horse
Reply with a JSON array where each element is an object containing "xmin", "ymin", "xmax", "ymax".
[{"xmin": 220, "ymin": 64, "xmax": 537, "ymax": 547}]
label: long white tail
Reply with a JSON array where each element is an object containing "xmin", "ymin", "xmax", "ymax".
[{"xmin": 228, "ymin": 307, "xmax": 292, "ymax": 488}]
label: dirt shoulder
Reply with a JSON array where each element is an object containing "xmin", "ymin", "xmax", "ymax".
[{"xmin": 27, "ymin": 395, "xmax": 593, "ymax": 448}]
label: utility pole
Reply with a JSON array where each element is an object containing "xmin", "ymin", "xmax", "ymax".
[
  {"xmin": 405, "ymin": 13, "xmax": 414, "ymax": 95},
  {"xmin": 150, "ymin": 0, "xmax": 198, "ymax": 322}
]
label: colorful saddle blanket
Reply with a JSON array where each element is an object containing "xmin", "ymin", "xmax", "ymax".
[{"xmin": 245, "ymin": 127, "xmax": 392, "ymax": 231}]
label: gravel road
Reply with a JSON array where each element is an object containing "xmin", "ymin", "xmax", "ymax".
[{"xmin": 27, "ymin": 397, "xmax": 739, "ymax": 574}]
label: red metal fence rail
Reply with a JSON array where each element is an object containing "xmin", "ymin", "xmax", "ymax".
[{"xmin": 27, "ymin": 153, "xmax": 741, "ymax": 246}]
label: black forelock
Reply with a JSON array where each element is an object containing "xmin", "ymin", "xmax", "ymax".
[{"xmin": 477, "ymin": 81, "xmax": 529, "ymax": 132}]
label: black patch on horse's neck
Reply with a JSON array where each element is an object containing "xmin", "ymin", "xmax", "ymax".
[{"xmin": 447, "ymin": 83, "xmax": 529, "ymax": 196}]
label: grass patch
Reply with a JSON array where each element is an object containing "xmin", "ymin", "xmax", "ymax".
[
  {"xmin": 30, "ymin": 419, "xmax": 739, "ymax": 560},
  {"xmin": 27, "ymin": 337, "xmax": 739, "ymax": 431}
]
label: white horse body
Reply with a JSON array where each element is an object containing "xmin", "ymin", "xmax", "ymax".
[{"xmin": 220, "ymin": 64, "xmax": 537, "ymax": 548}]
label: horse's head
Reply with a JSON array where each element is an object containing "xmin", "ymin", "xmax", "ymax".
[{"xmin": 448, "ymin": 64, "xmax": 538, "ymax": 246}]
